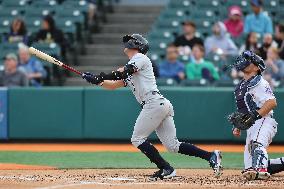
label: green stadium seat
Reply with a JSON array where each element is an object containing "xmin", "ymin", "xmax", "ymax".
[
  {"xmin": 156, "ymin": 78, "xmax": 178, "ymax": 86},
  {"xmin": 193, "ymin": 0, "xmax": 221, "ymax": 8},
  {"xmin": 61, "ymin": 0, "xmax": 89, "ymax": 13},
  {"xmin": 30, "ymin": 0, "xmax": 57, "ymax": 7},
  {"xmin": 168, "ymin": 0, "xmax": 192, "ymax": 8},
  {"xmin": 0, "ymin": 7, "xmax": 22, "ymax": 17},
  {"xmin": 179, "ymin": 79, "xmax": 210, "ymax": 86},
  {"xmin": 24, "ymin": 17, "xmax": 42, "ymax": 36},
  {"xmin": 24, "ymin": 6, "xmax": 55, "ymax": 17},
  {"xmin": 55, "ymin": 8, "xmax": 85, "ymax": 24},
  {"xmin": 1, "ymin": 0, "xmax": 27, "ymax": 12},
  {"xmin": 160, "ymin": 8, "xmax": 188, "ymax": 19},
  {"xmin": 0, "ymin": 17, "xmax": 14, "ymax": 34}
]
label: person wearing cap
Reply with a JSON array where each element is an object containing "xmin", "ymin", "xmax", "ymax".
[
  {"xmin": 224, "ymin": 6, "xmax": 244, "ymax": 38},
  {"xmin": 0, "ymin": 53, "xmax": 29, "ymax": 87},
  {"xmin": 173, "ymin": 21, "xmax": 204, "ymax": 55},
  {"xmin": 244, "ymin": 0, "xmax": 273, "ymax": 35}
]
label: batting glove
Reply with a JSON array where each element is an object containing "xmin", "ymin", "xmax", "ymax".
[{"xmin": 82, "ymin": 72, "xmax": 103, "ymax": 85}]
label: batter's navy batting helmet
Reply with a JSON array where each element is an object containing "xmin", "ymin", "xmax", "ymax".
[
  {"xmin": 123, "ymin": 34, "xmax": 149, "ymax": 54},
  {"xmin": 234, "ymin": 50, "xmax": 266, "ymax": 72}
]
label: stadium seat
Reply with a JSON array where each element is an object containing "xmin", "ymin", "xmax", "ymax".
[
  {"xmin": 156, "ymin": 78, "xmax": 178, "ymax": 86},
  {"xmin": 193, "ymin": 0, "xmax": 221, "ymax": 8},
  {"xmin": 24, "ymin": 7, "xmax": 55, "ymax": 17},
  {"xmin": 179, "ymin": 79, "xmax": 210, "ymax": 86},
  {"xmin": 0, "ymin": 7, "xmax": 22, "ymax": 17},
  {"xmin": 168, "ymin": 0, "xmax": 192, "ymax": 8},
  {"xmin": 0, "ymin": 17, "xmax": 14, "ymax": 34},
  {"xmin": 30, "ymin": 0, "xmax": 57, "ymax": 7},
  {"xmin": 1, "ymin": 0, "xmax": 27, "ymax": 12},
  {"xmin": 61, "ymin": 0, "xmax": 89, "ymax": 13}
]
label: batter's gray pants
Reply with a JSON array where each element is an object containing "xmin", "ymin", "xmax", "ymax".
[{"xmin": 131, "ymin": 98, "xmax": 181, "ymax": 153}]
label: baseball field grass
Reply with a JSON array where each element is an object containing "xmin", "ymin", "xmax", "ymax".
[{"xmin": 0, "ymin": 151, "xmax": 283, "ymax": 169}]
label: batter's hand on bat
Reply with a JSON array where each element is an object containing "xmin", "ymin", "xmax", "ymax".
[
  {"xmin": 82, "ymin": 72, "xmax": 103, "ymax": 85},
  {"xmin": 232, "ymin": 128, "xmax": 241, "ymax": 137}
]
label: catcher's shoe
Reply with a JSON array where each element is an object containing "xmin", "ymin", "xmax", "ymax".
[
  {"xmin": 209, "ymin": 150, "xmax": 223, "ymax": 177},
  {"xmin": 242, "ymin": 167, "xmax": 257, "ymax": 181},
  {"xmin": 149, "ymin": 166, "xmax": 176, "ymax": 181},
  {"xmin": 256, "ymin": 168, "xmax": 270, "ymax": 180}
]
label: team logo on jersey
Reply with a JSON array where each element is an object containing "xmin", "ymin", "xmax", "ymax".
[{"xmin": 265, "ymin": 86, "xmax": 273, "ymax": 95}]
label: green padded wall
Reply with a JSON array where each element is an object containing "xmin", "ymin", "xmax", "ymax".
[
  {"xmin": 7, "ymin": 87, "xmax": 284, "ymax": 142},
  {"xmin": 84, "ymin": 88, "xmax": 140, "ymax": 139},
  {"xmin": 8, "ymin": 88, "xmax": 83, "ymax": 139}
]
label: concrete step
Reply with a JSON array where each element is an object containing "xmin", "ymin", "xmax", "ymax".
[
  {"xmin": 107, "ymin": 13, "xmax": 157, "ymax": 23},
  {"xmin": 91, "ymin": 34, "xmax": 124, "ymax": 44},
  {"xmin": 114, "ymin": 6, "xmax": 163, "ymax": 13},
  {"xmin": 101, "ymin": 24, "xmax": 150, "ymax": 33},
  {"xmin": 86, "ymin": 44, "xmax": 124, "ymax": 55},
  {"xmin": 78, "ymin": 55, "xmax": 128, "ymax": 66}
]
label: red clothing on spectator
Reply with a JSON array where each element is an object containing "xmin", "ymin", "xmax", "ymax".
[{"xmin": 224, "ymin": 6, "xmax": 244, "ymax": 38}]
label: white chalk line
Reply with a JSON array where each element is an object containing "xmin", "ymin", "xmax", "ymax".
[
  {"xmin": 35, "ymin": 181, "xmax": 185, "ymax": 189},
  {"xmin": 0, "ymin": 175, "xmax": 36, "ymax": 181}
]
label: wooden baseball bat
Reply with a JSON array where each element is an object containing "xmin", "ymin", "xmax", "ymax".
[{"xmin": 28, "ymin": 47, "xmax": 82, "ymax": 75}]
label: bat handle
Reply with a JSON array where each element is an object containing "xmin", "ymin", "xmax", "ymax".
[{"xmin": 61, "ymin": 64, "xmax": 82, "ymax": 76}]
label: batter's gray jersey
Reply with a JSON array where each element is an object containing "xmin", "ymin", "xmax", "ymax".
[
  {"xmin": 125, "ymin": 53, "xmax": 181, "ymax": 153},
  {"xmin": 124, "ymin": 53, "xmax": 160, "ymax": 104}
]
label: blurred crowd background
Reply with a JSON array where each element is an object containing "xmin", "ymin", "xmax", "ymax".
[{"xmin": 0, "ymin": 0, "xmax": 284, "ymax": 88}]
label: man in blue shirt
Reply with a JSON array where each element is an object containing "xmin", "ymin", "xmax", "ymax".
[
  {"xmin": 159, "ymin": 44, "xmax": 185, "ymax": 82},
  {"xmin": 18, "ymin": 45, "xmax": 47, "ymax": 87},
  {"xmin": 244, "ymin": 0, "xmax": 273, "ymax": 35}
]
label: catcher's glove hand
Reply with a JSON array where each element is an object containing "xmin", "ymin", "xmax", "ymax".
[{"xmin": 227, "ymin": 111, "xmax": 262, "ymax": 130}]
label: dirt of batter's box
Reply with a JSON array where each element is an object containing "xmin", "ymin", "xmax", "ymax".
[{"xmin": 0, "ymin": 169, "xmax": 283, "ymax": 189}]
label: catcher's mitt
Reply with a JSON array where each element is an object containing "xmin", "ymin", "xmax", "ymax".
[{"xmin": 227, "ymin": 112, "xmax": 256, "ymax": 130}]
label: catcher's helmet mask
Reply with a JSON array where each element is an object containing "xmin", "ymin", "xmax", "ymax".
[
  {"xmin": 123, "ymin": 34, "xmax": 149, "ymax": 54},
  {"xmin": 233, "ymin": 50, "xmax": 266, "ymax": 73}
]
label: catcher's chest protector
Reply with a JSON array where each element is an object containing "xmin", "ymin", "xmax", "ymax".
[{"xmin": 234, "ymin": 75, "xmax": 261, "ymax": 114}]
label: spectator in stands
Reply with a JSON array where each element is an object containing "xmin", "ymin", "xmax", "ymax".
[
  {"xmin": 263, "ymin": 47, "xmax": 284, "ymax": 87},
  {"xmin": 186, "ymin": 44, "xmax": 220, "ymax": 82},
  {"xmin": 204, "ymin": 22, "xmax": 238, "ymax": 56},
  {"xmin": 5, "ymin": 18, "xmax": 28, "ymax": 44},
  {"xmin": 35, "ymin": 15, "xmax": 68, "ymax": 60},
  {"xmin": 224, "ymin": 6, "xmax": 244, "ymax": 38},
  {"xmin": 159, "ymin": 44, "xmax": 185, "ymax": 82},
  {"xmin": 258, "ymin": 33, "xmax": 278, "ymax": 60},
  {"xmin": 18, "ymin": 45, "xmax": 47, "ymax": 87},
  {"xmin": 0, "ymin": 53, "xmax": 28, "ymax": 87},
  {"xmin": 174, "ymin": 21, "xmax": 203, "ymax": 56},
  {"xmin": 244, "ymin": 0, "xmax": 273, "ymax": 35},
  {"xmin": 239, "ymin": 32, "xmax": 260, "ymax": 54},
  {"xmin": 274, "ymin": 24, "xmax": 284, "ymax": 60}
]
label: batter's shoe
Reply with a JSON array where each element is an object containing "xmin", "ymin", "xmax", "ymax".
[
  {"xmin": 242, "ymin": 167, "xmax": 257, "ymax": 181},
  {"xmin": 149, "ymin": 166, "xmax": 176, "ymax": 181},
  {"xmin": 209, "ymin": 150, "xmax": 223, "ymax": 177},
  {"xmin": 256, "ymin": 168, "xmax": 270, "ymax": 180}
]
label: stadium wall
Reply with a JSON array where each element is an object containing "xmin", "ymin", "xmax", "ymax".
[{"xmin": 6, "ymin": 87, "xmax": 284, "ymax": 143}]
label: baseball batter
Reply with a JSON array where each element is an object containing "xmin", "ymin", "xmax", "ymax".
[
  {"xmin": 82, "ymin": 34, "xmax": 222, "ymax": 180},
  {"xmin": 228, "ymin": 50, "xmax": 284, "ymax": 180}
]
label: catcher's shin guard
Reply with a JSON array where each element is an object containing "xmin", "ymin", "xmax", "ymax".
[{"xmin": 251, "ymin": 142, "xmax": 268, "ymax": 169}]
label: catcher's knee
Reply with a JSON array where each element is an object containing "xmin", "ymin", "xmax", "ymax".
[
  {"xmin": 131, "ymin": 135, "xmax": 146, "ymax": 148},
  {"xmin": 163, "ymin": 138, "xmax": 181, "ymax": 153}
]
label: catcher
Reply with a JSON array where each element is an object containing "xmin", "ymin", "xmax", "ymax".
[{"xmin": 228, "ymin": 50, "xmax": 284, "ymax": 180}]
